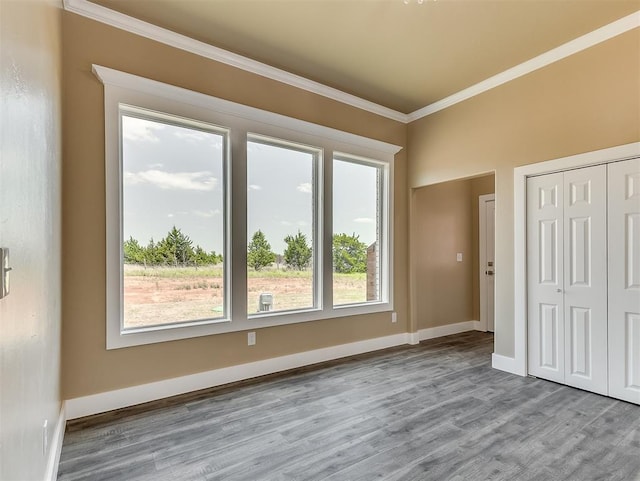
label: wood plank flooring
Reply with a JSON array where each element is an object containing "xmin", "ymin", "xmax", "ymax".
[{"xmin": 58, "ymin": 332, "xmax": 640, "ymax": 481}]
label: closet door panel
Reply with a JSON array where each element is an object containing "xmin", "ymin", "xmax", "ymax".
[
  {"xmin": 563, "ymin": 165, "xmax": 608, "ymax": 395},
  {"xmin": 527, "ymin": 173, "xmax": 564, "ymax": 383},
  {"xmin": 608, "ymin": 158, "xmax": 640, "ymax": 404}
]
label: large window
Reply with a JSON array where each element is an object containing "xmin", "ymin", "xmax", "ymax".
[
  {"xmin": 333, "ymin": 156, "xmax": 387, "ymax": 306},
  {"xmin": 97, "ymin": 65, "xmax": 398, "ymax": 349},
  {"xmin": 246, "ymin": 136, "xmax": 320, "ymax": 315},
  {"xmin": 121, "ymin": 107, "xmax": 228, "ymax": 330}
]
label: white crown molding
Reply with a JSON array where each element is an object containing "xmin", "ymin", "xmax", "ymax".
[
  {"xmin": 63, "ymin": 0, "xmax": 408, "ymax": 123},
  {"xmin": 408, "ymin": 10, "xmax": 640, "ymax": 122},
  {"xmin": 65, "ymin": 0, "xmax": 639, "ymax": 124}
]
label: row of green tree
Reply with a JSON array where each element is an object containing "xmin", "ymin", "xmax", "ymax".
[
  {"xmin": 123, "ymin": 226, "xmax": 222, "ymax": 267},
  {"xmin": 124, "ymin": 226, "xmax": 369, "ymax": 273},
  {"xmin": 248, "ymin": 229, "xmax": 368, "ymax": 273}
]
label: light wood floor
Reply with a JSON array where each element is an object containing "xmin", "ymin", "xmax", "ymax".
[{"xmin": 58, "ymin": 332, "xmax": 640, "ymax": 481}]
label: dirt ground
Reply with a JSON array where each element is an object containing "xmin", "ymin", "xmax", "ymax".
[{"xmin": 123, "ymin": 267, "xmax": 366, "ymax": 328}]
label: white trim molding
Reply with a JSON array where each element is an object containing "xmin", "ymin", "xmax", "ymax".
[
  {"xmin": 93, "ymin": 65, "xmax": 402, "ymax": 157},
  {"xmin": 407, "ymin": 10, "xmax": 640, "ymax": 121},
  {"xmin": 64, "ymin": 0, "xmax": 407, "ymax": 123},
  {"xmin": 44, "ymin": 404, "xmax": 66, "ymax": 481},
  {"xmin": 491, "ymin": 353, "xmax": 519, "ymax": 375},
  {"xmin": 417, "ymin": 320, "xmax": 482, "ymax": 342},
  {"xmin": 64, "ymin": 0, "xmax": 639, "ymax": 124},
  {"xmin": 65, "ymin": 322, "xmax": 493, "ymax": 419},
  {"xmin": 513, "ymin": 142, "xmax": 640, "ymax": 378},
  {"xmin": 407, "ymin": 332, "xmax": 420, "ymax": 345},
  {"xmin": 66, "ymin": 333, "xmax": 410, "ymax": 419},
  {"xmin": 96, "ymin": 64, "xmax": 398, "ymax": 349}
]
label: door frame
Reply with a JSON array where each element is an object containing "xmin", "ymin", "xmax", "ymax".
[
  {"xmin": 479, "ymin": 193, "xmax": 495, "ymax": 332},
  {"xmin": 511, "ymin": 142, "xmax": 640, "ymax": 377}
]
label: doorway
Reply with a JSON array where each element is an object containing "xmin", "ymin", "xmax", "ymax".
[
  {"xmin": 410, "ymin": 173, "xmax": 495, "ymax": 338},
  {"xmin": 479, "ymin": 194, "xmax": 495, "ymax": 332}
]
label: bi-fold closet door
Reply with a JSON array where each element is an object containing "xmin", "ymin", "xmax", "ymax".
[
  {"xmin": 527, "ymin": 158, "xmax": 640, "ymax": 404},
  {"xmin": 527, "ymin": 164, "xmax": 608, "ymax": 395},
  {"xmin": 608, "ymin": 159, "xmax": 640, "ymax": 404}
]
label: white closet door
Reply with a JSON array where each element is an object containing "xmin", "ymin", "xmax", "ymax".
[
  {"xmin": 608, "ymin": 158, "xmax": 640, "ymax": 405},
  {"xmin": 563, "ymin": 165, "xmax": 607, "ymax": 395},
  {"xmin": 528, "ymin": 173, "xmax": 564, "ymax": 383}
]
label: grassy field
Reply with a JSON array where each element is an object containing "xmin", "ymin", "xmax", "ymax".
[{"xmin": 123, "ymin": 264, "xmax": 367, "ymax": 328}]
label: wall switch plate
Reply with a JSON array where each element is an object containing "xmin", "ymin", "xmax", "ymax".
[
  {"xmin": 247, "ymin": 331, "xmax": 256, "ymax": 346},
  {"xmin": 0, "ymin": 248, "xmax": 10, "ymax": 299},
  {"xmin": 456, "ymin": 252, "xmax": 463, "ymax": 262},
  {"xmin": 391, "ymin": 312, "xmax": 397, "ymax": 323}
]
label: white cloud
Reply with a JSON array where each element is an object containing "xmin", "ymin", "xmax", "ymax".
[
  {"xmin": 124, "ymin": 170, "xmax": 218, "ymax": 191},
  {"xmin": 297, "ymin": 182, "xmax": 312, "ymax": 194},
  {"xmin": 167, "ymin": 213, "xmax": 174, "ymax": 218},
  {"xmin": 354, "ymin": 217, "xmax": 374, "ymax": 224},
  {"xmin": 280, "ymin": 220, "xmax": 293, "ymax": 226},
  {"xmin": 193, "ymin": 209, "xmax": 221, "ymax": 218},
  {"xmin": 248, "ymin": 184, "xmax": 262, "ymax": 191},
  {"xmin": 122, "ymin": 116, "xmax": 164, "ymax": 142},
  {"xmin": 174, "ymin": 130, "xmax": 210, "ymax": 142},
  {"xmin": 297, "ymin": 221, "xmax": 309, "ymax": 226}
]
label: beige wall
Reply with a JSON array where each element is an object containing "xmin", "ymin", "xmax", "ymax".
[
  {"xmin": 0, "ymin": 1, "xmax": 63, "ymax": 479},
  {"xmin": 61, "ymin": 12, "xmax": 408, "ymax": 400},
  {"xmin": 408, "ymin": 28, "xmax": 640, "ymax": 357},
  {"xmin": 412, "ymin": 174, "xmax": 494, "ymax": 330}
]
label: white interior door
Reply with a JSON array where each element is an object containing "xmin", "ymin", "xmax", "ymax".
[
  {"xmin": 608, "ymin": 158, "xmax": 640, "ymax": 404},
  {"xmin": 528, "ymin": 165, "xmax": 609, "ymax": 396},
  {"xmin": 479, "ymin": 195, "xmax": 495, "ymax": 332},
  {"xmin": 562, "ymin": 165, "xmax": 607, "ymax": 395},
  {"xmin": 527, "ymin": 173, "xmax": 565, "ymax": 384}
]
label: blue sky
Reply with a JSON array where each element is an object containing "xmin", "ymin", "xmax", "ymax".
[{"xmin": 122, "ymin": 114, "xmax": 378, "ymax": 256}]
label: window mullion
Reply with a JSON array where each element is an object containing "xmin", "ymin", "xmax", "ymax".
[
  {"xmin": 230, "ymin": 129, "xmax": 248, "ymax": 322},
  {"xmin": 323, "ymin": 149, "xmax": 334, "ymax": 311}
]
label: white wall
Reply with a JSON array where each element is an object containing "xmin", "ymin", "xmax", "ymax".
[{"xmin": 0, "ymin": 1, "xmax": 63, "ymax": 479}]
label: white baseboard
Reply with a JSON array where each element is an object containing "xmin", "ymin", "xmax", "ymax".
[
  {"xmin": 44, "ymin": 403, "xmax": 66, "ymax": 481},
  {"xmin": 492, "ymin": 353, "xmax": 521, "ymax": 375},
  {"xmin": 65, "ymin": 333, "xmax": 409, "ymax": 420},
  {"xmin": 418, "ymin": 320, "xmax": 482, "ymax": 341},
  {"xmin": 407, "ymin": 332, "xmax": 420, "ymax": 345}
]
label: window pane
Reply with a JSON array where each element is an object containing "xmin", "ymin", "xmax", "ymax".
[
  {"xmin": 121, "ymin": 111, "xmax": 226, "ymax": 329},
  {"xmin": 333, "ymin": 158, "xmax": 382, "ymax": 305},
  {"xmin": 247, "ymin": 138, "xmax": 317, "ymax": 315}
]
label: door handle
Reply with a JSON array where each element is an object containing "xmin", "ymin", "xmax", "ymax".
[
  {"xmin": 556, "ymin": 288, "xmax": 562, "ymax": 293},
  {"xmin": 485, "ymin": 271, "xmax": 494, "ymax": 276}
]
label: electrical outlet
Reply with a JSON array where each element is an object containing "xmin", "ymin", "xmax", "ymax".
[
  {"xmin": 42, "ymin": 420, "xmax": 48, "ymax": 456},
  {"xmin": 247, "ymin": 331, "xmax": 256, "ymax": 346},
  {"xmin": 456, "ymin": 252, "xmax": 463, "ymax": 262},
  {"xmin": 391, "ymin": 312, "xmax": 397, "ymax": 323}
]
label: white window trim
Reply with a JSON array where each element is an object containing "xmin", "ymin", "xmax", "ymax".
[
  {"xmin": 95, "ymin": 65, "xmax": 401, "ymax": 349},
  {"xmin": 246, "ymin": 134, "xmax": 323, "ymax": 317},
  {"xmin": 332, "ymin": 153, "xmax": 391, "ymax": 307}
]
